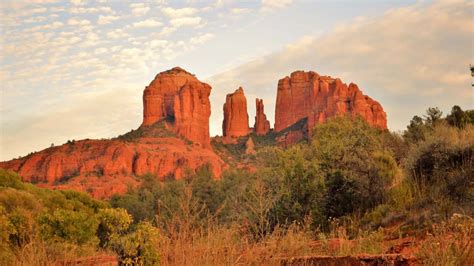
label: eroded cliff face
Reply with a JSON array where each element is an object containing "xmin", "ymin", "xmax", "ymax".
[
  {"xmin": 274, "ymin": 70, "xmax": 387, "ymax": 133},
  {"xmin": 0, "ymin": 67, "xmax": 225, "ymax": 199},
  {"xmin": 254, "ymin": 98, "xmax": 271, "ymax": 136},
  {"xmin": 143, "ymin": 67, "xmax": 212, "ymax": 147},
  {"xmin": 222, "ymin": 87, "xmax": 250, "ymax": 138},
  {"xmin": 0, "ymin": 133, "xmax": 225, "ymax": 199}
]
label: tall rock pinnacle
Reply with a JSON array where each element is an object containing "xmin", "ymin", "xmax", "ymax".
[
  {"xmin": 222, "ymin": 87, "xmax": 250, "ymax": 138},
  {"xmin": 254, "ymin": 98, "xmax": 271, "ymax": 136}
]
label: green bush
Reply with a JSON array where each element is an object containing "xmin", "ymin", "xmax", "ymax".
[{"xmin": 404, "ymin": 124, "xmax": 473, "ymax": 204}]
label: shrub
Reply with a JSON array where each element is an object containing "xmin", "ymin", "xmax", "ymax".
[
  {"xmin": 404, "ymin": 124, "xmax": 473, "ymax": 203},
  {"xmin": 111, "ymin": 221, "xmax": 160, "ymax": 265}
]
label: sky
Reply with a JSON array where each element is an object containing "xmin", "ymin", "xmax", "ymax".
[{"xmin": 0, "ymin": 0, "xmax": 473, "ymax": 161}]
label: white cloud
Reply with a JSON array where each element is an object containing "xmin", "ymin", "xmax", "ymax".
[
  {"xmin": 158, "ymin": 26, "xmax": 176, "ymax": 36},
  {"xmin": 107, "ymin": 28, "xmax": 128, "ymax": 39},
  {"xmin": 230, "ymin": 8, "xmax": 251, "ymax": 15},
  {"xmin": 190, "ymin": 33, "xmax": 214, "ymax": 45},
  {"xmin": 67, "ymin": 18, "xmax": 91, "ymax": 26},
  {"xmin": 24, "ymin": 16, "xmax": 47, "ymax": 23},
  {"xmin": 131, "ymin": 19, "xmax": 163, "ymax": 28},
  {"xmin": 50, "ymin": 6, "xmax": 65, "ymax": 12},
  {"xmin": 261, "ymin": 0, "xmax": 292, "ymax": 12},
  {"xmin": 94, "ymin": 47, "xmax": 108, "ymax": 55},
  {"xmin": 70, "ymin": 0, "xmax": 85, "ymax": 6},
  {"xmin": 30, "ymin": 21, "xmax": 64, "ymax": 31},
  {"xmin": 161, "ymin": 7, "xmax": 198, "ymax": 18},
  {"xmin": 147, "ymin": 39, "xmax": 168, "ymax": 48},
  {"xmin": 170, "ymin": 17, "xmax": 202, "ymax": 27},
  {"xmin": 97, "ymin": 15, "xmax": 119, "ymax": 25},
  {"xmin": 130, "ymin": 3, "xmax": 150, "ymax": 16}
]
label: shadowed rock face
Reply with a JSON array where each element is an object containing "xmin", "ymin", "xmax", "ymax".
[
  {"xmin": 222, "ymin": 87, "xmax": 250, "ymax": 138},
  {"xmin": 275, "ymin": 70, "xmax": 387, "ymax": 133},
  {"xmin": 143, "ymin": 67, "xmax": 212, "ymax": 147},
  {"xmin": 254, "ymin": 98, "xmax": 271, "ymax": 136}
]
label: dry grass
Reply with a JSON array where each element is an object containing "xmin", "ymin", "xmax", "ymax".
[{"xmin": 417, "ymin": 214, "xmax": 473, "ymax": 266}]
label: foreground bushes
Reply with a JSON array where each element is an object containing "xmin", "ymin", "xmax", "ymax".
[{"xmin": 0, "ymin": 169, "xmax": 159, "ymax": 265}]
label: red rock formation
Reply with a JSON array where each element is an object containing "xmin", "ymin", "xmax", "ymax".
[
  {"xmin": 0, "ymin": 127, "xmax": 226, "ymax": 199},
  {"xmin": 274, "ymin": 70, "xmax": 387, "ymax": 133},
  {"xmin": 0, "ymin": 67, "xmax": 226, "ymax": 199},
  {"xmin": 222, "ymin": 87, "xmax": 250, "ymax": 138},
  {"xmin": 143, "ymin": 67, "xmax": 211, "ymax": 147},
  {"xmin": 254, "ymin": 99, "xmax": 271, "ymax": 136}
]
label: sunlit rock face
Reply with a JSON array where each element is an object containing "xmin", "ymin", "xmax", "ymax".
[
  {"xmin": 222, "ymin": 87, "xmax": 250, "ymax": 138},
  {"xmin": 254, "ymin": 98, "xmax": 271, "ymax": 136},
  {"xmin": 274, "ymin": 70, "xmax": 387, "ymax": 133},
  {"xmin": 143, "ymin": 67, "xmax": 212, "ymax": 147}
]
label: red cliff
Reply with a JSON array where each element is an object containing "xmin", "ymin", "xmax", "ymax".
[
  {"xmin": 254, "ymin": 98, "xmax": 271, "ymax": 136},
  {"xmin": 222, "ymin": 87, "xmax": 250, "ymax": 138},
  {"xmin": 0, "ymin": 67, "xmax": 225, "ymax": 199},
  {"xmin": 275, "ymin": 70, "xmax": 387, "ymax": 133},
  {"xmin": 143, "ymin": 67, "xmax": 212, "ymax": 147}
]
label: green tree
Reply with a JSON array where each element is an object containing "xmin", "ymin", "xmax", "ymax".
[
  {"xmin": 269, "ymin": 146, "xmax": 325, "ymax": 229},
  {"xmin": 424, "ymin": 107, "xmax": 443, "ymax": 126},
  {"xmin": 39, "ymin": 209, "xmax": 99, "ymax": 245},
  {"xmin": 310, "ymin": 116, "xmax": 398, "ymax": 212},
  {"xmin": 111, "ymin": 221, "xmax": 160, "ymax": 265},
  {"xmin": 97, "ymin": 208, "xmax": 133, "ymax": 248},
  {"xmin": 404, "ymin": 115, "xmax": 426, "ymax": 143},
  {"xmin": 446, "ymin": 105, "xmax": 470, "ymax": 129}
]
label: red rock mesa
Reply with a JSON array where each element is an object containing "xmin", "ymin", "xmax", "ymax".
[{"xmin": 275, "ymin": 70, "xmax": 387, "ymax": 133}]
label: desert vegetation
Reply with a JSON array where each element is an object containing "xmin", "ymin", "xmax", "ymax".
[{"xmin": 1, "ymin": 105, "xmax": 473, "ymax": 265}]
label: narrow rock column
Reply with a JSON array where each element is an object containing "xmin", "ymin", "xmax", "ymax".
[
  {"xmin": 222, "ymin": 87, "xmax": 250, "ymax": 138},
  {"xmin": 254, "ymin": 98, "xmax": 271, "ymax": 135}
]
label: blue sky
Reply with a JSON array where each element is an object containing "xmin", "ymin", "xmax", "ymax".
[{"xmin": 1, "ymin": 0, "xmax": 473, "ymax": 161}]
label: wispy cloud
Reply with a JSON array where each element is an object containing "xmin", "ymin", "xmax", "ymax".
[
  {"xmin": 261, "ymin": 0, "xmax": 292, "ymax": 12},
  {"xmin": 131, "ymin": 19, "xmax": 163, "ymax": 28},
  {"xmin": 170, "ymin": 17, "xmax": 202, "ymax": 27},
  {"xmin": 162, "ymin": 7, "xmax": 198, "ymax": 18},
  {"xmin": 97, "ymin": 15, "xmax": 119, "ymax": 25},
  {"xmin": 129, "ymin": 3, "xmax": 150, "ymax": 16}
]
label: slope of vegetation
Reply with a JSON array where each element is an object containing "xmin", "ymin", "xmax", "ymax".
[{"xmin": 1, "ymin": 105, "xmax": 473, "ymax": 265}]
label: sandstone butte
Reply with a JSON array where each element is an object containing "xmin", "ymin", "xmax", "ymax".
[
  {"xmin": 254, "ymin": 98, "xmax": 271, "ymax": 136},
  {"xmin": 222, "ymin": 87, "xmax": 250, "ymax": 138},
  {"xmin": 0, "ymin": 67, "xmax": 226, "ymax": 199},
  {"xmin": 275, "ymin": 70, "xmax": 387, "ymax": 134},
  {"xmin": 143, "ymin": 67, "xmax": 212, "ymax": 147}
]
